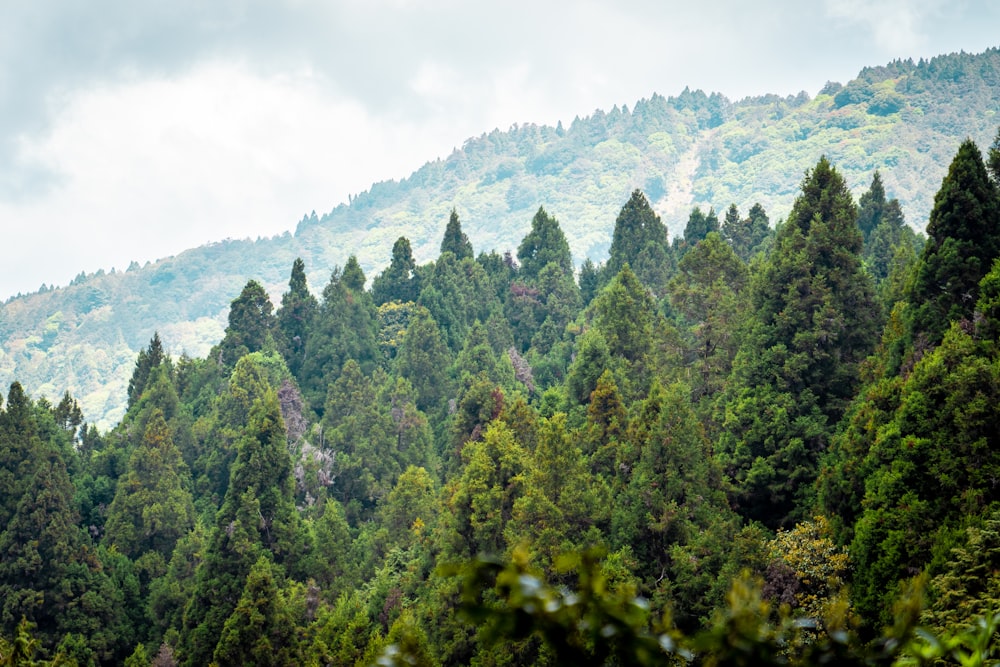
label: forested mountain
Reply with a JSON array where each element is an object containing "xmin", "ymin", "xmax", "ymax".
[
  {"xmin": 2, "ymin": 48, "xmax": 999, "ymax": 429},
  {"xmin": 4, "ymin": 97, "xmax": 1000, "ymax": 661}
]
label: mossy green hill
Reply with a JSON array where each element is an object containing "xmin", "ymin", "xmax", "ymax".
[{"xmin": 3, "ymin": 47, "xmax": 999, "ymax": 428}]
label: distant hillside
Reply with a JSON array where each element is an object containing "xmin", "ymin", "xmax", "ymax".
[{"xmin": 2, "ymin": 47, "xmax": 999, "ymax": 428}]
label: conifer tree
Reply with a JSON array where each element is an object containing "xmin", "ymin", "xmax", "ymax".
[
  {"xmin": 181, "ymin": 390, "xmax": 304, "ymax": 666},
  {"xmin": 440, "ymin": 208, "xmax": 474, "ymax": 260},
  {"xmin": 681, "ymin": 206, "xmax": 720, "ymax": 252},
  {"xmin": 910, "ymin": 138, "xmax": 1000, "ymax": 344},
  {"xmin": 516, "ymin": 206, "xmax": 573, "ymax": 282},
  {"xmin": 128, "ymin": 332, "xmax": 167, "ymax": 409},
  {"xmin": 721, "ymin": 203, "xmax": 772, "ymax": 262},
  {"xmin": 394, "ymin": 306, "xmax": 454, "ymax": 413},
  {"xmin": 372, "ymin": 237, "xmax": 419, "ymax": 306},
  {"xmin": 299, "ymin": 265, "xmax": 379, "ymax": 413},
  {"xmin": 276, "ymin": 258, "xmax": 318, "ymax": 378},
  {"xmin": 606, "ymin": 189, "xmax": 674, "ymax": 295},
  {"xmin": 218, "ymin": 280, "xmax": 277, "ymax": 368},
  {"xmin": 719, "ymin": 156, "xmax": 879, "ymax": 528},
  {"xmin": 104, "ymin": 409, "xmax": 194, "ymax": 560}
]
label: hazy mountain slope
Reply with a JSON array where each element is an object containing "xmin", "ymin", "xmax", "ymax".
[{"xmin": 2, "ymin": 47, "xmax": 998, "ymax": 428}]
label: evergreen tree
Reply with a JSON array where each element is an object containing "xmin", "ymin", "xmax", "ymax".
[
  {"xmin": 721, "ymin": 203, "xmax": 772, "ymax": 262},
  {"xmin": 910, "ymin": 138, "xmax": 1000, "ymax": 345},
  {"xmin": 856, "ymin": 170, "xmax": 889, "ymax": 241},
  {"xmin": 719, "ymin": 156, "xmax": 879, "ymax": 528},
  {"xmin": 681, "ymin": 206, "xmax": 720, "ymax": 252},
  {"xmin": 440, "ymin": 208, "xmax": 474, "ymax": 260},
  {"xmin": 212, "ymin": 556, "xmax": 304, "ymax": 666},
  {"xmin": 276, "ymin": 258, "xmax": 318, "ymax": 378},
  {"xmin": 667, "ymin": 232, "xmax": 749, "ymax": 403},
  {"xmin": 218, "ymin": 280, "xmax": 277, "ymax": 368},
  {"xmin": 103, "ymin": 409, "xmax": 195, "ymax": 561},
  {"xmin": 181, "ymin": 390, "xmax": 304, "ymax": 666},
  {"xmin": 299, "ymin": 265, "xmax": 379, "ymax": 413},
  {"xmin": 128, "ymin": 332, "xmax": 167, "ymax": 409},
  {"xmin": 372, "ymin": 237, "xmax": 419, "ymax": 306},
  {"xmin": 606, "ymin": 189, "xmax": 675, "ymax": 296},
  {"xmin": 516, "ymin": 206, "xmax": 573, "ymax": 282},
  {"xmin": 394, "ymin": 306, "xmax": 454, "ymax": 413}
]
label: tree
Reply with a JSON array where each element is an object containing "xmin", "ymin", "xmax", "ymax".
[
  {"xmin": 276, "ymin": 258, "xmax": 318, "ymax": 378},
  {"xmin": 218, "ymin": 280, "xmax": 276, "ymax": 368},
  {"xmin": 181, "ymin": 390, "xmax": 305, "ymax": 666},
  {"xmin": 516, "ymin": 207, "xmax": 573, "ymax": 282},
  {"xmin": 372, "ymin": 237, "xmax": 420, "ymax": 306},
  {"xmin": 719, "ymin": 156, "xmax": 879, "ymax": 528},
  {"xmin": 103, "ymin": 409, "xmax": 195, "ymax": 561},
  {"xmin": 910, "ymin": 138, "xmax": 1000, "ymax": 345},
  {"xmin": 299, "ymin": 265, "xmax": 379, "ymax": 413},
  {"xmin": 667, "ymin": 232, "xmax": 749, "ymax": 403},
  {"xmin": 721, "ymin": 203, "xmax": 772, "ymax": 262},
  {"xmin": 440, "ymin": 208, "xmax": 474, "ymax": 260},
  {"xmin": 606, "ymin": 189, "xmax": 675, "ymax": 296},
  {"xmin": 680, "ymin": 206, "xmax": 719, "ymax": 252},
  {"xmin": 394, "ymin": 306, "xmax": 453, "ymax": 413},
  {"xmin": 128, "ymin": 333, "xmax": 167, "ymax": 409}
]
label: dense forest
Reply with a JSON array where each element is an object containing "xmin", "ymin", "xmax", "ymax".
[
  {"xmin": 4, "ymin": 128, "xmax": 1000, "ymax": 665},
  {"xmin": 3, "ymin": 48, "xmax": 1000, "ymax": 432}
]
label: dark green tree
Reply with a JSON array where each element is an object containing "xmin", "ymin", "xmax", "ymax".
[
  {"xmin": 910, "ymin": 138, "xmax": 1000, "ymax": 345},
  {"xmin": 128, "ymin": 332, "xmax": 167, "ymax": 409},
  {"xmin": 103, "ymin": 409, "xmax": 194, "ymax": 561},
  {"xmin": 276, "ymin": 258, "xmax": 318, "ymax": 378},
  {"xmin": 719, "ymin": 156, "xmax": 879, "ymax": 528},
  {"xmin": 516, "ymin": 206, "xmax": 573, "ymax": 282},
  {"xmin": 680, "ymin": 206, "xmax": 720, "ymax": 253},
  {"xmin": 440, "ymin": 208, "xmax": 474, "ymax": 260},
  {"xmin": 606, "ymin": 189, "xmax": 675, "ymax": 296},
  {"xmin": 372, "ymin": 237, "xmax": 420, "ymax": 306},
  {"xmin": 218, "ymin": 280, "xmax": 277, "ymax": 368},
  {"xmin": 299, "ymin": 265, "xmax": 379, "ymax": 413},
  {"xmin": 394, "ymin": 306, "xmax": 454, "ymax": 413},
  {"xmin": 721, "ymin": 203, "xmax": 772, "ymax": 262}
]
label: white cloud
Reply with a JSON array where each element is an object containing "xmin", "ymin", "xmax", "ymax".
[
  {"xmin": 0, "ymin": 61, "xmax": 475, "ymax": 297},
  {"xmin": 823, "ymin": 0, "xmax": 947, "ymax": 53}
]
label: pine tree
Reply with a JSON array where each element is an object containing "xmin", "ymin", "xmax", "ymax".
[
  {"xmin": 128, "ymin": 332, "xmax": 167, "ymax": 408},
  {"xmin": 218, "ymin": 280, "xmax": 277, "ymax": 368},
  {"xmin": 516, "ymin": 206, "xmax": 573, "ymax": 282},
  {"xmin": 372, "ymin": 237, "xmax": 419, "ymax": 306},
  {"xmin": 719, "ymin": 156, "xmax": 879, "ymax": 528},
  {"xmin": 440, "ymin": 208, "xmax": 474, "ymax": 260},
  {"xmin": 910, "ymin": 138, "xmax": 1000, "ymax": 344},
  {"xmin": 104, "ymin": 409, "xmax": 195, "ymax": 560},
  {"xmin": 721, "ymin": 203, "xmax": 772, "ymax": 262},
  {"xmin": 299, "ymin": 265, "xmax": 379, "ymax": 413},
  {"xmin": 394, "ymin": 306, "xmax": 454, "ymax": 413},
  {"xmin": 276, "ymin": 258, "xmax": 318, "ymax": 378},
  {"xmin": 681, "ymin": 206, "xmax": 720, "ymax": 252},
  {"xmin": 606, "ymin": 190, "xmax": 675, "ymax": 296}
]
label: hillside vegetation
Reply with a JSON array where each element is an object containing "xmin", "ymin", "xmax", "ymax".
[{"xmin": 2, "ymin": 47, "xmax": 999, "ymax": 428}]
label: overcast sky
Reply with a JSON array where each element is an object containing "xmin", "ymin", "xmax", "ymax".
[{"xmin": 1, "ymin": 0, "xmax": 997, "ymax": 300}]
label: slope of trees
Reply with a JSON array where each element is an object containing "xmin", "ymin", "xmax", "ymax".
[{"xmin": 8, "ymin": 133, "xmax": 1000, "ymax": 664}]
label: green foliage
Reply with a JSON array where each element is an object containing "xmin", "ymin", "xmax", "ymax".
[
  {"xmin": 275, "ymin": 258, "xmax": 318, "ymax": 378},
  {"xmin": 606, "ymin": 190, "xmax": 675, "ymax": 296},
  {"xmin": 217, "ymin": 280, "xmax": 276, "ymax": 368},
  {"xmin": 440, "ymin": 209, "xmax": 474, "ymax": 261},
  {"xmin": 911, "ymin": 138, "xmax": 1000, "ymax": 344}
]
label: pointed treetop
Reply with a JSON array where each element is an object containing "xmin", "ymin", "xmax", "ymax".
[
  {"xmin": 517, "ymin": 206, "xmax": 573, "ymax": 281},
  {"xmin": 342, "ymin": 255, "xmax": 366, "ymax": 292},
  {"xmin": 440, "ymin": 208, "xmax": 474, "ymax": 260}
]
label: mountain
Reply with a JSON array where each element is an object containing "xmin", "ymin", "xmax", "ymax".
[{"xmin": 2, "ymin": 47, "xmax": 999, "ymax": 429}]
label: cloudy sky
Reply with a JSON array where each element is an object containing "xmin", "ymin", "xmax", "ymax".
[{"xmin": 1, "ymin": 1, "xmax": 997, "ymax": 300}]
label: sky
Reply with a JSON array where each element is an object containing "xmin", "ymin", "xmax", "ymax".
[{"xmin": 1, "ymin": 0, "xmax": 998, "ymax": 301}]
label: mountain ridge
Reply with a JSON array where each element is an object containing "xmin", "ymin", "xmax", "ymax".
[{"xmin": 2, "ymin": 46, "xmax": 999, "ymax": 428}]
